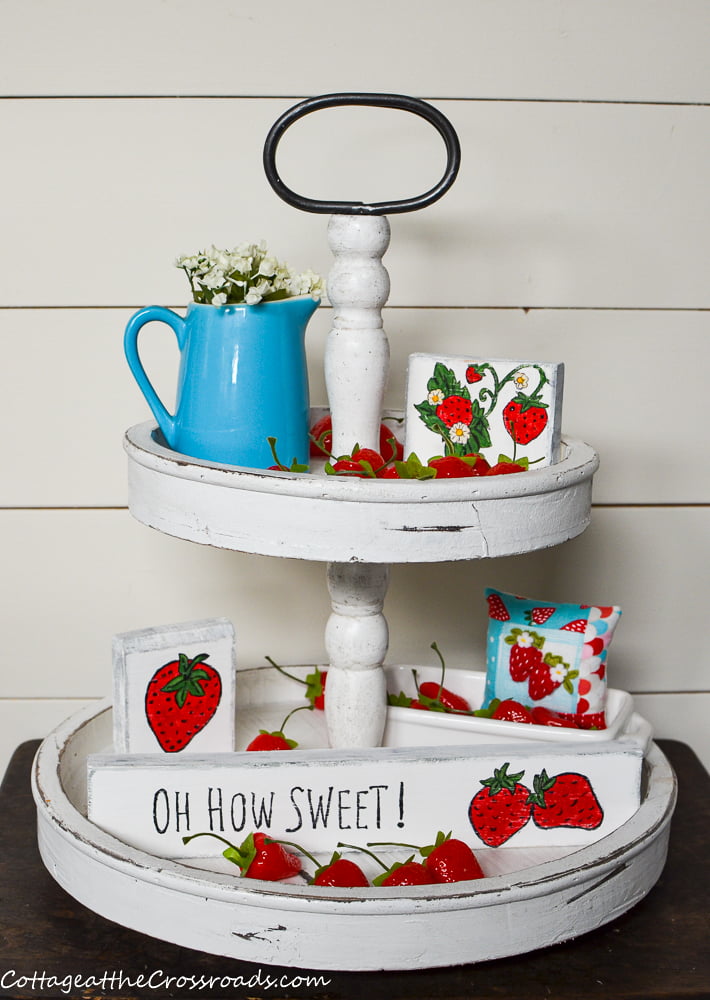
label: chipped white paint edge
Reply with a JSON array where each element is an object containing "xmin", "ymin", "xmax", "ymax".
[
  {"xmin": 32, "ymin": 701, "xmax": 676, "ymax": 971},
  {"xmin": 124, "ymin": 422, "xmax": 598, "ymax": 563}
]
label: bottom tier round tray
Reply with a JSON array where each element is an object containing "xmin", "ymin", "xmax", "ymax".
[{"xmin": 32, "ymin": 675, "xmax": 676, "ymax": 972}]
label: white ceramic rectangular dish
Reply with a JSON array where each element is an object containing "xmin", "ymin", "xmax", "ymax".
[{"xmin": 382, "ymin": 665, "xmax": 651, "ymax": 752}]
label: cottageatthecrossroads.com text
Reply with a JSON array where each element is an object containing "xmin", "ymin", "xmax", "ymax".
[{"xmin": 0, "ymin": 967, "xmax": 332, "ymax": 995}]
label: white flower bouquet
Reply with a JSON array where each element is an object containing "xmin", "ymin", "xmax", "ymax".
[{"xmin": 176, "ymin": 242, "xmax": 324, "ymax": 306}]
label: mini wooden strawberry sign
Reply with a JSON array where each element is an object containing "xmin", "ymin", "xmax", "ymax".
[
  {"xmin": 87, "ymin": 741, "xmax": 642, "ymax": 859},
  {"xmin": 113, "ymin": 619, "xmax": 236, "ymax": 754},
  {"xmin": 404, "ymin": 353, "xmax": 563, "ymax": 470}
]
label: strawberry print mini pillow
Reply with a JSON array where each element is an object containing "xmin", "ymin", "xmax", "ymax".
[{"xmin": 483, "ymin": 589, "xmax": 622, "ymax": 728}]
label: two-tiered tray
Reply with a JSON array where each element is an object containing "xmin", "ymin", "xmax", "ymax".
[{"xmin": 32, "ymin": 94, "xmax": 675, "ymax": 972}]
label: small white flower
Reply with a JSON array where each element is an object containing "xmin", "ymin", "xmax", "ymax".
[
  {"xmin": 449, "ymin": 422, "xmax": 471, "ymax": 445},
  {"xmin": 549, "ymin": 664, "xmax": 568, "ymax": 682},
  {"xmin": 175, "ymin": 241, "xmax": 322, "ymax": 305},
  {"xmin": 516, "ymin": 631, "xmax": 534, "ymax": 648},
  {"xmin": 428, "ymin": 389, "xmax": 445, "ymax": 405},
  {"xmin": 514, "ymin": 373, "xmax": 529, "ymax": 389},
  {"xmin": 198, "ymin": 266, "xmax": 226, "ymax": 290}
]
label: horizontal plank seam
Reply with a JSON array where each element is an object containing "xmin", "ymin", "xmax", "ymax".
[
  {"xmin": 0, "ymin": 95, "xmax": 708, "ymax": 108},
  {"xmin": 0, "ymin": 305, "xmax": 708, "ymax": 314},
  {"xmin": 0, "ymin": 690, "xmax": 707, "ymax": 701},
  {"xmin": 0, "ymin": 504, "xmax": 707, "ymax": 512}
]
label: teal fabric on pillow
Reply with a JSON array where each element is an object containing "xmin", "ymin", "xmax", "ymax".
[{"xmin": 483, "ymin": 589, "xmax": 621, "ymax": 728}]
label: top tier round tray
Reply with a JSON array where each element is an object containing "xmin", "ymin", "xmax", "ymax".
[{"xmin": 124, "ymin": 421, "xmax": 598, "ymax": 564}]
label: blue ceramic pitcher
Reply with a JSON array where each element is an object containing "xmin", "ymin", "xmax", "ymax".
[{"xmin": 124, "ymin": 296, "xmax": 319, "ymax": 470}]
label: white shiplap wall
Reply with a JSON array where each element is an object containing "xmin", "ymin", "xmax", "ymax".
[{"xmin": 1, "ymin": 1, "xmax": 708, "ymax": 777}]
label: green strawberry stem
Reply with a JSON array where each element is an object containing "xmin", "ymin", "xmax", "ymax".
[
  {"xmin": 264, "ymin": 837, "xmax": 319, "ymax": 867},
  {"xmin": 266, "ymin": 437, "xmax": 308, "ymax": 473},
  {"xmin": 336, "ymin": 842, "xmax": 391, "ymax": 872},
  {"xmin": 265, "ymin": 655, "xmax": 310, "ymax": 688},
  {"xmin": 368, "ymin": 831, "xmax": 450, "ymax": 859},
  {"xmin": 182, "ymin": 831, "xmax": 239, "ymax": 851},
  {"xmin": 277, "ymin": 703, "xmax": 313, "ymax": 732},
  {"xmin": 430, "ymin": 641, "xmax": 447, "ymax": 702}
]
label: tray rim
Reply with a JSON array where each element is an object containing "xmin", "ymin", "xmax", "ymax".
[
  {"xmin": 125, "ymin": 420, "xmax": 599, "ymax": 506},
  {"xmin": 32, "ymin": 698, "xmax": 675, "ymax": 915}
]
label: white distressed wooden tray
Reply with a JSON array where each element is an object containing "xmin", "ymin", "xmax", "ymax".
[
  {"xmin": 124, "ymin": 418, "xmax": 599, "ymax": 562},
  {"xmin": 33, "ymin": 693, "xmax": 675, "ymax": 972}
]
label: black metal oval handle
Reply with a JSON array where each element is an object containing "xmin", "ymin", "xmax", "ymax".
[{"xmin": 263, "ymin": 92, "xmax": 461, "ymax": 215}]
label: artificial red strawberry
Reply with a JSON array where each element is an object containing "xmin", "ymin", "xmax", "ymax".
[
  {"xmin": 427, "ymin": 456, "xmax": 476, "ymax": 478},
  {"xmin": 182, "ymin": 831, "xmax": 302, "ymax": 881},
  {"xmin": 329, "ymin": 458, "xmax": 374, "ymax": 477},
  {"xmin": 436, "ymin": 394, "xmax": 473, "ymax": 428},
  {"xmin": 274, "ymin": 842, "xmax": 371, "ymax": 887},
  {"xmin": 376, "ymin": 860, "xmax": 436, "ymax": 886},
  {"xmin": 245, "ymin": 704, "xmax": 312, "ymax": 750},
  {"xmin": 491, "ymin": 699, "xmax": 533, "ymax": 724},
  {"xmin": 502, "ymin": 394, "xmax": 549, "ymax": 445},
  {"xmin": 418, "ymin": 682, "xmax": 471, "ymax": 713},
  {"xmin": 463, "ymin": 453, "xmax": 491, "ymax": 474},
  {"xmin": 423, "ymin": 833, "xmax": 484, "ymax": 882},
  {"xmin": 246, "ymin": 730, "xmax": 298, "ymax": 751},
  {"xmin": 557, "ymin": 710, "xmax": 606, "ymax": 730},
  {"xmin": 469, "ymin": 763, "xmax": 532, "ymax": 847},
  {"xmin": 528, "ymin": 770, "xmax": 604, "ymax": 830},
  {"xmin": 309, "ymin": 415, "xmax": 402, "ymax": 463},
  {"xmin": 486, "ymin": 461, "xmax": 527, "ymax": 475},
  {"xmin": 265, "ymin": 656, "xmax": 327, "ymax": 710},
  {"xmin": 487, "ymin": 592, "xmax": 510, "ymax": 621},
  {"xmin": 530, "ymin": 706, "xmax": 580, "ymax": 728},
  {"xmin": 312, "ymin": 854, "xmax": 370, "ymax": 887},
  {"xmin": 145, "ymin": 652, "xmax": 222, "ymax": 752},
  {"xmin": 369, "ymin": 832, "xmax": 484, "ymax": 883},
  {"xmin": 387, "ymin": 690, "xmax": 445, "ymax": 713},
  {"xmin": 525, "ymin": 606, "xmax": 556, "ymax": 625}
]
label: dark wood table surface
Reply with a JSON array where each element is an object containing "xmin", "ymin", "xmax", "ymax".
[{"xmin": 1, "ymin": 739, "xmax": 708, "ymax": 1000}]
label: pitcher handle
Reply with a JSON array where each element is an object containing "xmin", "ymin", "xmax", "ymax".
[{"xmin": 124, "ymin": 306, "xmax": 186, "ymax": 446}]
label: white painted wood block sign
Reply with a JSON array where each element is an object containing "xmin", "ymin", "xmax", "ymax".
[
  {"xmin": 87, "ymin": 741, "xmax": 642, "ymax": 859},
  {"xmin": 404, "ymin": 353, "xmax": 564, "ymax": 468},
  {"xmin": 112, "ymin": 618, "xmax": 236, "ymax": 754}
]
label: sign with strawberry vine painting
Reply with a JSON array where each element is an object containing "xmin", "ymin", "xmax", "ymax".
[
  {"xmin": 404, "ymin": 354, "xmax": 563, "ymax": 469},
  {"xmin": 112, "ymin": 619, "xmax": 237, "ymax": 754},
  {"xmin": 87, "ymin": 742, "xmax": 642, "ymax": 860}
]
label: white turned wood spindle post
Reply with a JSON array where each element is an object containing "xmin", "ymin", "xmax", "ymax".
[
  {"xmin": 324, "ymin": 563, "xmax": 390, "ymax": 748},
  {"xmin": 324, "ymin": 214, "xmax": 392, "ymax": 748},
  {"xmin": 324, "ymin": 214, "xmax": 391, "ymax": 456}
]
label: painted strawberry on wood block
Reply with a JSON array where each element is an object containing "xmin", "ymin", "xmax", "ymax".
[
  {"xmin": 529, "ymin": 769, "xmax": 604, "ymax": 830},
  {"xmin": 145, "ymin": 652, "xmax": 222, "ymax": 752},
  {"xmin": 468, "ymin": 763, "xmax": 532, "ymax": 847}
]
